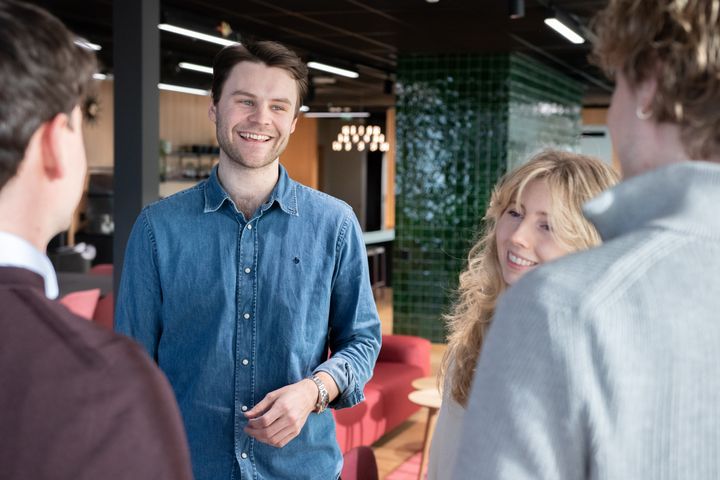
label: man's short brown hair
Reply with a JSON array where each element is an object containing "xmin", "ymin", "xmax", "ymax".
[
  {"xmin": 591, "ymin": 0, "xmax": 720, "ymax": 159},
  {"xmin": 0, "ymin": 0, "xmax": 97, "ymax": 191},
  {"xmin": 211, "ymin": 41, "xmax": 308, "ymax": 115}
]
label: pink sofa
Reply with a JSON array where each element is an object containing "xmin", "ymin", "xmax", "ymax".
[{"xmin": 334, "ymin": 334, "xmax": 431, "ymax": 453}]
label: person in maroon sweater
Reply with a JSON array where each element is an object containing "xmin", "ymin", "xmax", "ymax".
[{"xmin": 0, "ymin": 2, "xmax": 193, "ymax": 479}]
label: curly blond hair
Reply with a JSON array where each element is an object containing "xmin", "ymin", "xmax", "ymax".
[
  {"xmin": 591, "ymin": 0, "xmax": 720, "ymax": 159},
  {"xmin": 441, "ymin": 150, "xmax": 619, "ymax": 406}
]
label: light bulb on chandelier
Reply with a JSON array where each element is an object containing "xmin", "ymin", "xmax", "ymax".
[{"xmin": 331, "ymin": 123, "xmax": 390, "ymax": 152}]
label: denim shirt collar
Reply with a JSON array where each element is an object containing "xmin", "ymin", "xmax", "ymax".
[{"xmin": 204, "ymin": 162, "xmax": 299, "ymax": 217}]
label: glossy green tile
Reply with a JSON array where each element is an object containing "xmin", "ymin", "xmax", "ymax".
[{"xmin": 394, "ymin": 53, "xmax": 582, "ymax": 342}]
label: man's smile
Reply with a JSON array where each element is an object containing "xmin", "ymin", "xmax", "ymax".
[{"xmin": 238, "ymin": 131, "xmax": 272, "ymax": 142}]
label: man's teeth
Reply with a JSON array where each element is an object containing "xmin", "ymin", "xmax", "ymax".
[
  {"xmin": 508, "ymin": 252, "xmax": 536, "ymax": 267},
  {"xmin": 240, "ymin": 132, "xmax": 270, "ymax": 141}
]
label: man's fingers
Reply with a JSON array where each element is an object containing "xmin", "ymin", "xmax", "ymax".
[
  {"xmin": 242, "ymin": 380, "xmax": 315, "ymax": 448},
  {"xmin": 244, "ymin": 394, "xmax": 274, "ymax": 419},
  {"xmin": 272, "ymin": 426, "xmax": 299, "ymax": 448},
  {"xmin": 246, "ymin": 422, "xmax": 297, "ymax": 448}
]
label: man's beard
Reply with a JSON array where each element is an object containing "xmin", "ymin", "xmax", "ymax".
[{"xmin": 215, "ymin": 117, "xmax": 285, "ymax": 169}]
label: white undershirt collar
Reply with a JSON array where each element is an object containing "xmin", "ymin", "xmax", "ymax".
[{"xmin": 0, "ymin": 231, "xmax": 59, "ymax": 299}]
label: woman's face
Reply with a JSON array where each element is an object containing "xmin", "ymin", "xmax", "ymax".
[{"xmin": 495, "ymin": 179, "xmax": 573, "ymax": 286}]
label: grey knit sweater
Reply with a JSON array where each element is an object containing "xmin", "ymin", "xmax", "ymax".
[{"xmin": 452, "ymin": 162, "xmax": 720, "ymax": 480}]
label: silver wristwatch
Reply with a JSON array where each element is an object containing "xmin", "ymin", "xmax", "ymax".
[{"xmin": 310, "ymin": 374, "xmax": 329, "ymax": 413}]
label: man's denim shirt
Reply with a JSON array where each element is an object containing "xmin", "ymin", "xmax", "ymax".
[{"xmin": 116, "ymin": 164, "xmax": 382, "ymax": 480}]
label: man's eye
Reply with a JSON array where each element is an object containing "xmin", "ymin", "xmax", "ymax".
[
  {"xmin": 239, "ymin": 99, "xmax": 253, "ymax": 106},
  {"xmin": 271, "ymin": 105, "xmax": 286, "ymax": 111}
]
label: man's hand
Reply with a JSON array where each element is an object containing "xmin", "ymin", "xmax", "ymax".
[{"xmin": 243, "ymin": 379, "xmax": 317, "ymax": 448}]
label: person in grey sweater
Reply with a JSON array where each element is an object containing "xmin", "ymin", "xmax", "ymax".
[{"xmin": 452, "ymin": 1, "xmax": 720, "ymax": 479}]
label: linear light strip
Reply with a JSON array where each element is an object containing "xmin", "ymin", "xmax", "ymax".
[
  {"xmin": 179, "ymin": 62, "xmax": 214, "ymax": 75},
  {"xmin": 159, "ymin": 23, "xmax": 238, "ymax": 47},
  {"xmin": 544, "ymin": 18, "xmax": 585, "ymax": 45},
  {"xmin": 75, "ymin": 38, "xmax": 101, "ymax": 51},
  {"xmin": 158, "ymin": 83, "xmax": 210, "ymax": 96},
  {"xmin": 307, "ymin": 61, "xmax": 359, "ymax": 79}
]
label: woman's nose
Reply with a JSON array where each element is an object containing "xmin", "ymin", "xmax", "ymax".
[{"xmin": 509, "ymin": 220, "xmax": 532, "ymax": 248}]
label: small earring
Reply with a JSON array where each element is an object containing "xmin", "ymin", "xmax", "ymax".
[{"xmin": 636, "ymin": 106, "xmax": 652, "ymax": 120}]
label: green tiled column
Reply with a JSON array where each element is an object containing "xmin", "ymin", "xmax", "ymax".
[{"xmin": 393, "ymin": 53, "xmax": 582, "ymax": 342}]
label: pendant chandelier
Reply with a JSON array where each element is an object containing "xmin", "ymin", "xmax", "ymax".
[{"xmin": 332, "ymin": 124, "xmax": 390, "ymax": 152}]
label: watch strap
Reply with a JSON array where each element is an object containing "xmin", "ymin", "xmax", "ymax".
[{"xmin": 310, "ymin": 374, "xmax": 329, "ymax": 413}]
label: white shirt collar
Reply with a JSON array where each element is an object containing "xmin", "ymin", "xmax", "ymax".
[{"xmin": 0, "ymin": 231, "xmax": 59, "ymax": 299}]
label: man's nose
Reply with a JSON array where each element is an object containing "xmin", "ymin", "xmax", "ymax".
[{"xmin": 248, "ymin": 104, "xmax": 271, "ymax": 125}]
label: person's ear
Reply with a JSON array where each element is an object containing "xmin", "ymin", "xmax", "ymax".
[
  {"xmin": 290, "ymin": 115, "xmax": 298, "ymax": 134},
  {"xmin": 209, "ymin": 103, "xmax": 217, "ymax": 124},
  {"xmin": 39, "ymin": 112, "xmax": 71, "ymax": 180},
  {"xmin": 635, "ymin": 75, "xmax": 658, "ymax": 117}
]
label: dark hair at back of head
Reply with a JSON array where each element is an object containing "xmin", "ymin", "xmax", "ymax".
[
  {"xmin": 0, "ymin": 0, "xmax": 97, "ymax": 191},
  {"xmin": 211, "ymin": 40, "xmax": 308, "ymax": 114}
]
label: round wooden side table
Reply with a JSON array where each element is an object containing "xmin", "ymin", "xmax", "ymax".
[{"xmin": 408, "ymin": 388, "xmax": 442, "ymax": 480}]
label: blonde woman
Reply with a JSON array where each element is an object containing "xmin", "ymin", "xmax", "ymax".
[{"xmin": 427, "ymin": 150, "xmax": 618, "ymax": 479}]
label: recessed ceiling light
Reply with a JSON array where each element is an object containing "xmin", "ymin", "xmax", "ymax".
[
  {"xmin": 179, "ymin": 62, "xmax": 214, "ymax": 75},
  {"xmin": 307, "ymin": 61, "xmax": 359, "ymax": 79},
  {"xmin": 544, "ymin": 18, "xmax": 585, "ymax": 44},
  {"xmin": 159, "ymin": 23, "xmax": 238, "ymax": 47},
  {"xmin": 312, "ymin": 76, "xmax": 337, "ymax": 85},
  {"xmin": 75, "ymin": 38, "xmax": 101, "ymax": 51},
  {"xmin": 158, "ymin": 83, "xmax": 210, "ymax": 96}
]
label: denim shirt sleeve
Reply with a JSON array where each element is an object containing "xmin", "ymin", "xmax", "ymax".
[
  {"xmin": 313, "ymin": 213, "xmax": 382, "ymax": 409},
  {"xmin": 114, "ymin": 209, "xmax": 162, "ymax": 360}
]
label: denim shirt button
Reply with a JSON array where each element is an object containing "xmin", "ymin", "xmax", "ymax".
[
  {"xmin": 243, "ymin": 313, "xmax": 250, "ymax": 320},
  {"xmin": 244, "ymin": 267, "xmax": 251, "ymax": 274},
  {"xmin": 242, "ymin": 359, "xmax": 249, "ymax": 366},
  {"xmin": 241, "ymin": 453, "xmax": 248, "ymax": 459},
  {"xmin": 247, "ymin": 224, "xmax": 253, "ymax": 230},
  {"xmin": 241, "ymin": 405, "xmax": 248, "ymax": 412}
]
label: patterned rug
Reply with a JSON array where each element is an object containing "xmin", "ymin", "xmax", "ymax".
[{"xmin": 385, "ymin": 451, "xmax": 425, "ymax": 480}]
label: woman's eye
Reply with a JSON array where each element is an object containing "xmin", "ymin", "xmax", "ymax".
[
  {"xmin": 539, "ymin": 223, "xmax": 551, "ymax": 232},
  {"xmin": 507, "ymin": 209, "xmax": 522, "ymax": 218}
]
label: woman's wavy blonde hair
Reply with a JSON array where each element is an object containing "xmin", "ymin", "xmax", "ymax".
[
  {"xmin": 441, "ymin": 150, "xmax": 619, "ymax": 406},
  {"xmin": 592, "ymin": 0, "xmax": 720, "ymax": 159}
]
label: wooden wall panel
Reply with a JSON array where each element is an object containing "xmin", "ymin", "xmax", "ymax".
[
  {"xmin": 281, "ymin": 116, "xmax": 319, "ymax": 189},
  {"xmin": 158, "ymin": 90, "xmax": 216, "ymax": 148},
  {"xmin": 83, "ymin": 80, "xmax": 114, "ymax": 168}
]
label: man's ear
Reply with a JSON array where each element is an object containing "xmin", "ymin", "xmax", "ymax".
[
  {"xmin": 290, "ymin": 115, "xmax": 298, "ymax": 134},
  {"xmin": 209, "ymin": 103, "xmax": 217, "ymax": 124},
  {"xmin": 636, "ymin": 74, "xmax": 658, "ymax": 115},
  {"xmin": 39, "ymin": 113, "xmax": 70, "ymax": 180}
]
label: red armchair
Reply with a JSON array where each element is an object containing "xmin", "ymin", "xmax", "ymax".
[{"xmin": 334, "ymin": 334, "xmax": 431, "ymax": 453}]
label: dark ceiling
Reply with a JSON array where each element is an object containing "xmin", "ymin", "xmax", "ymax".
[{"xmin": 31, "ymin": 0, "xmax": 612, "ymax": 111}]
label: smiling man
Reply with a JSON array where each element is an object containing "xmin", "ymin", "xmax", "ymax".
[{"xmin": 115, "ymin": 41, "xmax": 381, "ymax": 480}]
